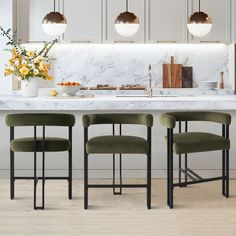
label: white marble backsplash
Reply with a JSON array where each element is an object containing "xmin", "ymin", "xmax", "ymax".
[{"xmin": 50, "ymin": 44, "xmax": 229, "ymax": 88}]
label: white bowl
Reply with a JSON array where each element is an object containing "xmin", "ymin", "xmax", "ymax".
[
  {"xmin": 57, "ymin": 85, "xmax": 81, "ymax": 96},
  {"xmin": 199, "ymin": 81, "xmax": 218, "ymax": 90}
]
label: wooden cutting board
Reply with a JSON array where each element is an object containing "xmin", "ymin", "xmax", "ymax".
[{"xmin": 163, "ymin": 56, "xmax": 182, "ymax": 88}]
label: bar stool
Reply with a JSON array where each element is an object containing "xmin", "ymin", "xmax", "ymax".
[
  {"xmin": 6, "ymin": 113, "xmax": 75, "ymax": 210},
  {"xmin": 82, "ymin": 113, "xmax": 153, "ymax": 209},
  {"xmin": 160, "ymin": 111, "xmax": 231, "ymax": 209}
]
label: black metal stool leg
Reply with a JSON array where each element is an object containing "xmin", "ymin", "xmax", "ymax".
[
  {"xmin": 178, "ymin": 155, "xmax": 181, "ymax": 185},
  {"xmin": 147, "ymin": 153, "xmax": 151, "ymax": 209},
  {"xmin": 225, "ymin": 149, "xmax": 229, "ymax": 198},
  {"xmin": 112, "ymin": 124, "xmax": 122, "ymax": 195},
  {"xmin": 10, "ymin": 127, "xmax": 15, "ymax": 200},
  {"xmin": 84, "ymin": 127, "xmax": 88, "ymax": 209},
  {"xmin": 10, "ymin": 151, "xmax": 15, "ymax": 200},
  {"xmin": 84, "ymin": 153, "xmax": 88, "ymax": 209},
  {"xmin": 222, "ymin": 150, "xmax": 226, "ymax": 196},
  {"xmin": 184, "ymin": 154, "xmax": 188, "ymax": 185},
  {"xmin": 34, "ymin": 148, "xmax": 37, "ymax": 210},
  {"xmin": 167, "ymin": 130, "xmax": 170, "ymax": 206},
  {"xmin": 33, "ymin": 125, "xmax": 45, "ymax": 210},
  {"xmin": 68, "ymin": 126, "xmax": 72, "ymax": 200},
  {"xmin": 168, "ymin": 128, "xmax": 174, "ymax": 209}
]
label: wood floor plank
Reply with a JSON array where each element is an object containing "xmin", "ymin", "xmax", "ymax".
[{"xmin": 0, "ymin": 179, "xmax": 236, "ymax": 236}]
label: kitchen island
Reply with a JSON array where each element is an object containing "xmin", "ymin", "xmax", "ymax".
[
  {"xmin": 0, "ymin": 94, "xmax": 236, "ymax": 111},
  {"xmin": 0, "ymin": 93, "xmax": 236, "ymax": 180}
]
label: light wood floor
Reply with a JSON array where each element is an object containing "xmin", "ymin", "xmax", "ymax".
[{"xmin": 0, "ymin": 179, "xmax": 236, "ymax": 236}]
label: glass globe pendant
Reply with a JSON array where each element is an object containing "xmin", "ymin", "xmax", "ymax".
[
  {"xmin": 114, "ymin": 0, "xmax": 140, "ymax": 37},
  {"xmin": 187, "ymin": 0, "xmax": 212, "ymax": 37},
  {"xmin": 42, "ymin": 0, "xmax": 67, "ymax": 37}
]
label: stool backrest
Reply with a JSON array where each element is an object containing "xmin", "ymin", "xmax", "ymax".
[
  {"xmin": 160, "ymin": 112, "xmax": 231, "ymax": 129},
  {"xmin": 6, "ymin": 113, "xmax": 75, "ymax": 127},
  {"xmin": 82, "ymin": 114, "xmax": 153, "ymax": 128}
]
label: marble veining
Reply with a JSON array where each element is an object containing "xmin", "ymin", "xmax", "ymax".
[
  {"xmin": 1, "ymin": 94, "xmax": 236, "ymax": 111},
  {"xmin": 50, "ymin": 44, "xmax": 229, "ymax": 88}
]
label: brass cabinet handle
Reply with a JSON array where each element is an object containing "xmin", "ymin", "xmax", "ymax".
[
  {"xmin": 27, "ymin": 40, "xmax": 45, "ymax": 43},
  {"xmin": 114, "ymin": 40, "xmax": 134, "ymax": 43},
  {"xmin": 200, "ymin": 40, "xmax": 221, "ymax": 43},
  {"xmin": 70, "ymin": 40, "xmax": 91, "ymax": 43},
  {"xmin": 156, "ymin": 40, "xmax": 177, "ymax": 43}
]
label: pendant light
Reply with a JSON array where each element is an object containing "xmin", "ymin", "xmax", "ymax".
[
  {"xmin": 114, "ymin": 0, "xmax": 140, "ymax": 37},
  {"xmin": 42, "ymin": 0, "xmax": 67, "ymax": 37},
  {"xmin": 187, "ymin": 0, "xmax": 212, "ymax": 37}
]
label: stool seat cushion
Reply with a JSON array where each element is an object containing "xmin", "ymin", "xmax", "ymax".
[
  {"xmin": 11, "ymin": 137, "xmax": 70, "ymax": 152},
  {"xmin": 169, "ymin": 132, "xmax": 230, "ymax": 155},
  {"xmin": 86, "ymin": 135, "xmax": 149, "ymax": 154}
]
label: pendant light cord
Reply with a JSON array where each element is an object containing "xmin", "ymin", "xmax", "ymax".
[
  {"xmin": 54, "ymin": 0, "xmax": 56, "ymax": 12},
  {"xmin": 199, "ymin": 0, "xmax": 201, "ymax": 12},
  {"xmin": 126, "ymin": 0, "xmax": 128, "ymax": 11}
]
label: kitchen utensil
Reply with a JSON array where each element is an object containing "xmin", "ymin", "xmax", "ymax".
[{"xmin": 163, "ymin": 56, "xmax": 182, "ymax": 88}]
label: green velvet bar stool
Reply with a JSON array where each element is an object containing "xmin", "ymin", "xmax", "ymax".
[
  {"xmin": 160, "ymin": 112, "xmax": 231, "ymax": 209},
  {"xmin": 6, "ymin": 113, "xmax": 75, "ymax": 210},
  {"xmin": 82, "ymin": 113, "xmax": 153, "ymax": 209}
]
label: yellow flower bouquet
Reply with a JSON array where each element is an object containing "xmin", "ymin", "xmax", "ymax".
[{"xmin": 0, "ymin": 27, "xmax": 57, "ymax": 81}]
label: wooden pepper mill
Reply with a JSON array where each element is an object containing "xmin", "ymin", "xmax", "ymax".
[{"xmin": 219, "ymin": 71, "xmax": 224, "ymax": 89}]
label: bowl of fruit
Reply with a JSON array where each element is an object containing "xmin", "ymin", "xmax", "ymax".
[{"xmin": 57, "ymin": 82, "xmax": 81, "ymax": 96}]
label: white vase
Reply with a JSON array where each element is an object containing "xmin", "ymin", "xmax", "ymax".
[{"xmin": 21, "ymin": 77, "xmax": 39, "ymax": 97}]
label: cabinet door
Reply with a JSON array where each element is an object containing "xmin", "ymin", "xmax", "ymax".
[
  {"xmin": 62, "ymin": 0, "xmax": 102, "ymax": 43},
  {"xmin": 103, "ymin": 0, "xmax": 145, "ymax": 43},
  {"xmin": 231, "ymin": 0, "xmax": 236, "ymax": 43},
  {"xmin": 17, "ymin": 0, "xmax": 57, "ymax": 43},
  {"xmin": 146, "ymin": 0, "xmax": 187, "ymax": 43},
  {"xmin": 189, "ymin": 0, "xmax": 230, "ymax": 43}
]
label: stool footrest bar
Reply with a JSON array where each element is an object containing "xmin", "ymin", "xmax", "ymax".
[
  {"xmin": 88, "ymin": 184, "xmax": 147, "ymax": 188},
  {"xmin": 15, "ymin": 177, "xmax": 69, "ymax": 180},
  {"xmin": 173, "ymin": 176, "xmax": 223, "ymax": 187}
]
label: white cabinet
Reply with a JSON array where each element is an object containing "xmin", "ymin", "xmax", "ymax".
[
  {"xmin": 189, "ymin": 0, "xmax": 230, "ymax": 43},
  {"xmin": 17, "ymin": 0, "xmax": 58, "ymax": 43},
  {"xmin": 62, "ymin": 0, "xmax": 102, "ymax": 43},
  {"xmin": 231, "ymin": 0, "xmax": 236, "ymax": 43},
  {"xmin": 146, "ymin": 0, "xmax": 187, "ymax": 43},
  {"xmin": 103, "ymin": 0, "xmax": 145, "ymax": 43}
]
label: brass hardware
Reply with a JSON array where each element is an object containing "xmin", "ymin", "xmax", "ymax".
[
  {"xmin": 200, "ymin": 41, "xmax": 221, "ymax": 43},
  {"xmin": 27, "ymin": 41, "xmax": 45, "ymax": 43},
  {"xmin": 114, "ymin": 40, "xmax": 134, "ymax": 43},
  {"xmin": 157, "ymin": 40, "xmax": 177, "ymax": 43},
  {"xmin": 70, "ymin": 40, "xmax": 91, "ymax": 43}
]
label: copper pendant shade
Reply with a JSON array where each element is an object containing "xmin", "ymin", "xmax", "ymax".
[
  {"xmin": 42, "ymin": 12, "xmax": 67, "ymax": 25},
  {"xmin": 114, "ymin": 0, "xmax": 140, "ymax": 37},
  {"xmin": 187, "ymin": 0, "xmax": 212, "ymax": 37},
  {"xmin": 42, "ymin": 0, "xmax": 67, "ymax": 37},
  {"xmin": 115, "ymin": 11, "xmax": 139, "ymax": 25},
  {"xmin": 188, "ymin": 11, "xmax": 212, "ymax": 24}
]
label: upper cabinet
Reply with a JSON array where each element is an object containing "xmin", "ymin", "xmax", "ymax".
[
  {"xmin": 17, "ymin": 0, "xmax": 57, "ymax": 43},
  {"xmin": 189, "ymin": 0, "xmax": 230, "ymax": 43},
  {"xmin": 15, "ymin": 0, "xmax": 233, "ymax": 44},
  {"xmin": 103, "ymin": 0, "xmax": 145, "ymax": 43},
  {"xmin": 231, "ymin": 0, "xmax": 236, "ymax": 43},
  {"xmin": 146, "ymin": 0, "xmax": 187, "ymax": 43},
  {"xmin": 62, "ymin": 0, "xmax": 102, "ymax": 43}
]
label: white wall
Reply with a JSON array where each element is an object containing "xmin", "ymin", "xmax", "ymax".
[{"xmin": 0, "ymin": 0, "xmax": 13, "ymax": 92}]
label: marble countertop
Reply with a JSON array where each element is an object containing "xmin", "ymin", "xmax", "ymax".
[{"xmin": 0, "ymin": 94, "xmax": 236, "ymax": 111}]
